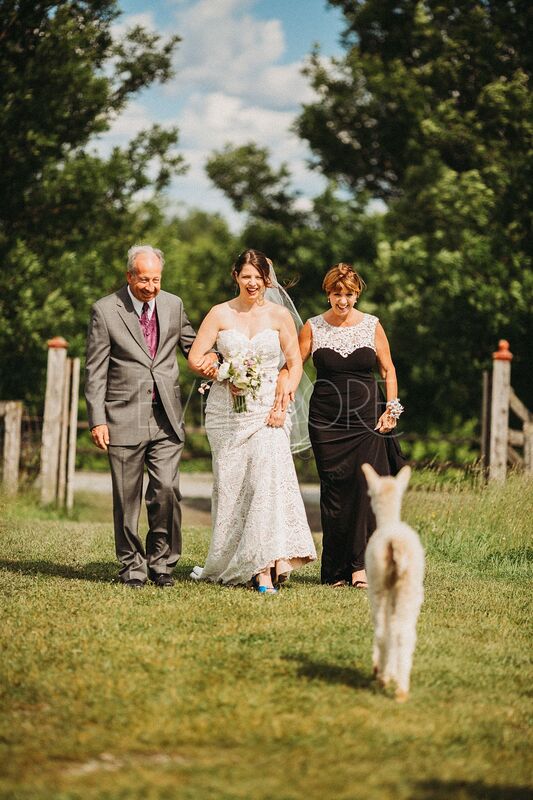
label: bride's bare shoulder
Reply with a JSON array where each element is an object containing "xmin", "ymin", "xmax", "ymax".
[
  {"xmin": 207, "ymin": 301, "xmax": 234, "ymax": 320},
  {"xmin": 266, "ymin": 302, "xmax": 293, "ymax": 326}
]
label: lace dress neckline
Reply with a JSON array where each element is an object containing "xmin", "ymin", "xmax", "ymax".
[{"xmin": 309, "ymin": 313, "xmax": 379, "ymax": 357}]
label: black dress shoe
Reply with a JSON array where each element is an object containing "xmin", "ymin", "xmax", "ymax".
[
  {"xmin": 123, "ymin": 579, "xmax": 145, "ymax": 589},
  {"xmin": 152, "ymin": 574, "xmax": 175, "ymax": 588}
]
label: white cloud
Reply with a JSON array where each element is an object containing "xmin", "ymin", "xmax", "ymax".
[
  {"xmin": 168, "ymin": 90, "xmax": 326, "ymax": 230},
  {"xmin": 166, "ymin": 149, "xmax": 244, "ymax": 231},
  {"xmin": 112, "ymin": 11, "xmax": 157, "ymax": 38},
  {"xmin": 258, "ymin": 62, "xmax": 315, "ymax": 107},
  {"xmin": 168, "ymin": 0, "xmax": 312, "ymax": 110},
  {"xmin": 179, "ymin": 92, "xmax": 295, "ymax": 150},
  {"xmin": 177, "ymin": 89, "xmax": 322, "ymax": 191},
  {"xmin": 93, "ymin": 0, "xmax": 329, "ymax": 228},
  {"xmin": 92, "ymin": 101, "xmax": 154, "ymax": 157}
]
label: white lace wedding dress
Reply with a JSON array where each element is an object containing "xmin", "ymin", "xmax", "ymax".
[{"xmin": 193, "ymin": 328, "xmax": 316, "ymax": 585}]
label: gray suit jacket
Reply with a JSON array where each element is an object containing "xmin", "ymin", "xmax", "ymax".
[{"xmin": 85, "ymin": 286, "xmax": 196, "ymax": 445}]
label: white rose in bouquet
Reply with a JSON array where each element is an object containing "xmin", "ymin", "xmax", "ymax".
[
  {"xmin": 217, "ymin": 361, "xmax": 230, "ymax": 381},
  {"xmin": 216, "ymin": 350, "xmax": 262, "ymax": 412}
]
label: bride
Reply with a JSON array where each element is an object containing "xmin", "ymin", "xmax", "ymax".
[{"xmin": 188, "ymin": 249, "xmax": 316, "ymax": 593}]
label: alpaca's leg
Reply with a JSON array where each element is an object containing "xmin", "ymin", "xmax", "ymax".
[
  {"xmin": 395, "ymin": 614, "xmax": 418, "ymax": 702},
  {"xmin": 381, "ymin": 592, "xmax": 396, "ymax": 687},
  {"xmin": 372, "ymin": 591, "xmax": 388, "ymax": 683}
]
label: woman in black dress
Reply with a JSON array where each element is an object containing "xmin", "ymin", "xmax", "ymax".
[{"xmin": 299, "ymin": 263, "xmax": 404, "ymax": 588}]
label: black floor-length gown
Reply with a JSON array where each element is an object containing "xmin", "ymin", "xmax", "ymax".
[{"xmin": 308, "ymin": 313, "xmax": 403, "ymax": 585}]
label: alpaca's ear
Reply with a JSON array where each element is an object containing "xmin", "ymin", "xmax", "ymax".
[
  {"xmin": 395, "ymin": 465, "xmax": 412, "ymax": 494},
  {"xmin": 361, "ymin": 463, "xmax": 379, "ymax": 490}
]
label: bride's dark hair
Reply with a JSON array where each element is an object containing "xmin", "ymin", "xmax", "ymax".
[{"xmin": 232, "ymin": 249, "xmax": 272, "ymax": 286}]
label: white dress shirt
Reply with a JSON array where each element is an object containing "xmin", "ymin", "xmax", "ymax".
[{"xmin": 127, "ymin": 286, "xmax": 155, "ymax": 319}]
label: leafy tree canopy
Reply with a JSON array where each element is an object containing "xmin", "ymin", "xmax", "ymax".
[
  {"xmin": 0, "ymin": 1, "xmax": 184, "ymax": 404},
  {"xmin": 294, "ymin": 0, "xmax": 532, "ymax": 423}
]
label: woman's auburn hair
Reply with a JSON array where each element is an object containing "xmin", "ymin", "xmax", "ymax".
[{"xmin": 322, "ymin": 263, "xmax": 366, "ymax": 296}]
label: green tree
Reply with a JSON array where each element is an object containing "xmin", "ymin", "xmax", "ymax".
[
  {"xmin": 206, "ymin": 143, "xmax": 303, "ymax": 229},
  {"xmin": 0, "ymin": 1, "xmax": 184, "ymax": 404},
  {"xmin": 297, "ymin": 0, "xmax": 532, "ymax": 425}
]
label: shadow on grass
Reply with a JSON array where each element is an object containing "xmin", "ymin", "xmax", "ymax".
[
  {"xmin": 0, "ymin": 559, "xmax": 116, "ymax": 583},
  {"xmin": 285, "ymin": 571, "xmax": 321, "ymax": 585},
  {"xmin": 183, "ymin": 497, "xmax": 211, "ymax": 513},
  {"xmin": 283, "ymin": 653, "xmax": 373, "ymax": 690},
  {"xmin": 0, "ymin": 560, "xmax": 208, "ymax": 585},
  {"xmin": 412, "ymin": 780, "xmax": 531, "ymax": 800}
]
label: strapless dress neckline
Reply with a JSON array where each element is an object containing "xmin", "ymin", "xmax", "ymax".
[{"xmin": 217, "ymin": 327, "xmax": 279, "ymax": 343}]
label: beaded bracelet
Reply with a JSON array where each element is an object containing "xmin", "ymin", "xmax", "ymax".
[{"xmin": 386, "ymin": 398, "xmax": 404, "ymax": 419}]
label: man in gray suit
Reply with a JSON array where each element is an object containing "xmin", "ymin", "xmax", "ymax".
[{"xmin": 85, "ymin": 245, "xmax": 218, "ymax": 588}]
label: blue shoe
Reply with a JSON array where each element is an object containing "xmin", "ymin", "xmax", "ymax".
[
  {"xmin": 251, "ymin": 574, "xmax": 278, "ymax": 594},
  {"xmin": 257, "ymin": 585, "xmax": 278, "ymax": 594}
]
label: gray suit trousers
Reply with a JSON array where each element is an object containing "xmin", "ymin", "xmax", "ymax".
[{"xmin": 107, "ymin": 402, "xmax": 184, "ymax": 583}]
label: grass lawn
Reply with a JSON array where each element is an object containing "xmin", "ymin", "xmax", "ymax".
[{"xmin": 0, "ymin": 474, "xmax": 531, "ymax": 799}]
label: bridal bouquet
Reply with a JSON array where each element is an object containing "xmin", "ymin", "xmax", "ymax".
[{"xmin": 217, "ymin": 350, "xmax": 262, "ymax": 413}]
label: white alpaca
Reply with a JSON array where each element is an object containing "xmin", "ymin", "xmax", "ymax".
[{"xmin": 362, "ymin": 463, "xmax": 424, "ymax": 702}]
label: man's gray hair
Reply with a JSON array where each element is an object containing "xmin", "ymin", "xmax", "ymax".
[{"xmin": 127, "ymin": 244, "xmax": 165, "ymax": 274}]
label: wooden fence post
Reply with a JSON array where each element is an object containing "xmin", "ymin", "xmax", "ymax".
[
  {"xmin": 40, "ymin": 337, "xmax": 68, "ymax": 504},
  {"xmin": 2, "ymin": 401, "xmax": 23, "ymax": 495},
  {"xmin": 66, "ymin": 357, "xmax": 80, "ymax": 512},
  {"xmin": 57, "ymin": 358, "xmax": 72, "ymax": 507},
  {"xmin": 489, "ymin": 340, "xmax": 513, "ymax": 482},
  {"xmin": 480, "ymin": 369, "xmax": 491, "ymax": 476},
  {"xmin": 524, "ymin": 422, "xmax": 533, "ymax": 475}
]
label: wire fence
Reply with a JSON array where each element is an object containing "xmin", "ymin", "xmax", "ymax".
[{"xmin": 0, "ymin": 411, "xmax": 483, "ymax": 493}]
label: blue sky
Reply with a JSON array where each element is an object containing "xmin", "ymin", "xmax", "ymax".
[{"xmin": 100, "ymin": 0, "xmax": 345, "ymax": 227}]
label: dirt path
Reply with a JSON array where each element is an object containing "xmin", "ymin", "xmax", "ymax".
[{"xmin": 73, "ymin": 471, "xmax": 322, "ymax": 531}]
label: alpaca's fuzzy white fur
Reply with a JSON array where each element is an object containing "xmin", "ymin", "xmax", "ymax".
[{"xmin": 362, "ymin": 464, "xmax": 425, "ymax": 702}]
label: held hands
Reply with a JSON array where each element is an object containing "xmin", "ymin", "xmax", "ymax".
[
  {"xmin": 91, "ymin": 424, "xmax": 110, "ymax": 451},
  {"xmin": 274, "ymin": 369, "xmax": 295, "ymax": 413},
  {"xmin": 266, "ymin": 402, "xmax": 287, "ymax": 428},
  {"xmin": 374, "ymin": 412, "xmax": 397, "ymax": 434},
  {"xmin": 195, "ymin": 352, "xmax": 219, "ymax": 379},
  {"xmin": 269, "ymin": 369, "xmax": 296, "ymax": 426}
]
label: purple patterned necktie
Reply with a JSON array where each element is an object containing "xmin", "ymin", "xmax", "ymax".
[
  {"xmin": 140, "ymin": 302, "xmax": 158, "ymax": 402},
  {"xmin": 140, "ymin": 302, "xmax": 158, "ymax": 359}
]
